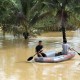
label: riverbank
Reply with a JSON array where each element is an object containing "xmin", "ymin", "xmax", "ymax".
[{"xmin": 40, "ymin": 31, "xmax": 75, "ymax": 37}]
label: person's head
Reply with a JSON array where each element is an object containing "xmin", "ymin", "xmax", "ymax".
[
  {"xmin": 63, "ymin": 40, "xmax": 67, "ymax": 44},
  {"xmin": 38, "ymin": 40, "xmax": 42, "ymax": 45}
]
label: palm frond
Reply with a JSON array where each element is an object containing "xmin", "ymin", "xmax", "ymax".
[{"xmin": 30, "ymin": 11, "xmax": 52, "ymax": 26}]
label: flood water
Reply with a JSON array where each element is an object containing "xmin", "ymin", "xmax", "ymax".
[{"xmin": 0, "ymin": 30, "xmax": 80, "ymax": 80}]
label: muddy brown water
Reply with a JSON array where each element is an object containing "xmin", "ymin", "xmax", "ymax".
[{"xmin": 0, "ymin": 30, "xmax": 80, "ymax": 80}]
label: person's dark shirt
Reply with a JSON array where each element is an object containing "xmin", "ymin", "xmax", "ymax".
[{"xmin": 35, "ymin": 45, "xmax": 43, "ymax": 53}]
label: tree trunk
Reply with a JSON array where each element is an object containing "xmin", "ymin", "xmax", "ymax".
[
  {"xmin": 23, "ymin": 32, "xmax": 29, "ymax": 40},
  {"xmin": 2, "ymin": 24, "xmax": 6, "ymax": 38},
  {"xmin": 3, "ymin": 30, "xmax": 5, "ymax": 38},
  {"xmin": 61, "ymin": 9, "xmax": 67, "ymax": 43},
  {"xmin": 23, "ymin": 23, "xmax": 29, "ymax": 40},
  {"xmin": 62, "ymin": 24, "xmax": 67, "ymax": 42}
]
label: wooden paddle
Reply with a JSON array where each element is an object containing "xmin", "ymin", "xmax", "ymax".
[
  {"xmin": 27, "ymin": 50, "xmax": 43, "ymax": 61},
  {"xmin": 27, "ymin": 54, "xmax": 37, "ymax": 61},
  {"xmin": 72, "ymin": 48, "xmax": 80, "ymax": 55}
]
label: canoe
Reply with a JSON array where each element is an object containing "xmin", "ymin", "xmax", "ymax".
[{"xmin": 34, "ymin": 51, "xmax": 75, "ymax": 63}]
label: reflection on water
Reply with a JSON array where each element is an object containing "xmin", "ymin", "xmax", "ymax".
[{"xmin": 0, "ymin": 30, "xmax": 80, "ymax": 80}]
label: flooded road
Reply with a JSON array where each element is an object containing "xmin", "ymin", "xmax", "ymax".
[{"xmin": 0, "ymin": 30, "xmax": 80, "ymax": 80}]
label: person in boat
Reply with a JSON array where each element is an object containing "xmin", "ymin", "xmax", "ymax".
[
  {"xmin": 35, "ymin": 41, "xmax": 46, "ymax": 57},
  {"xmin": 55, "ymin": 40, "xmax": 72, "ymax": 56},
  {"xmin": 62, "ymin": 40, "xmax": 72, "ymax": 55}
]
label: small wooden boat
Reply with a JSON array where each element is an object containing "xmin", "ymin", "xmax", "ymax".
[{"xmin": 34, "ymin": 51, "xmax": 75, "ymax": 63}]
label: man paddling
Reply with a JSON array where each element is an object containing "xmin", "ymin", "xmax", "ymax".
[
  {"xmin": 55, "ymin": 40, "xmax": 72, "ymax": 56},
  {"xmin": 62, "ymin": 40, "xmax": 72, "ymax": 55},
  {"xmin": 35, "ymin": 41, "xmax": 46, "ymax": 57}
]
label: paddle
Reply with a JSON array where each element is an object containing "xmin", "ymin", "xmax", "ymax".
[
  {"xmin": 27, "ymin": 54, "xmax": 37, "ymax": 61},
  {"xmin": 72, "ymin": 48, "xmax": 80, "ymax": 55},
  {"xmin": 27, "ymin": 50, "xmax": 43, "ymax": 61}
]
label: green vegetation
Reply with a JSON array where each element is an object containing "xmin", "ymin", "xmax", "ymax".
[{"xmin": 0, "ymin": 0, "xmax": 80, "ymax": 40}]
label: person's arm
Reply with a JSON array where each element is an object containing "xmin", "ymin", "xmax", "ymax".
[
  {"xmin": 68, "ymin": 45, "xmax": 73, "ymax": 51},
  {"xmin": 69, "ymin": 47, "xmax": 75, "ymax": 51},
  {"xmin": 38, "ymin": 49, "xmax": 43, "ymax": 53},
  {"xmin": 69, "ymin": 48, "xmax": 72, "ymax": 50},
  {"xmin": 38, "ymin": 51, "xmax": 43, "ymax": 57}
]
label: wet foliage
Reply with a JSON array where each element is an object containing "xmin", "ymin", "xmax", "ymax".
[{"xmin": 0, "ymin": 0, "xmax": 80, "ymax": 39}]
